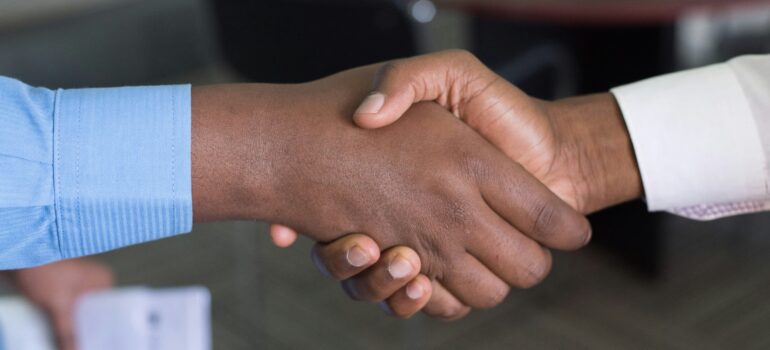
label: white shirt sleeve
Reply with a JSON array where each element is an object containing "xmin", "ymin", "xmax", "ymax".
[{"xmin": 610, "ymin": 55, "xmax": 770, "ymax": 220}]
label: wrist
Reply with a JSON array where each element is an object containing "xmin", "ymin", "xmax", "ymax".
[
  {"xmin": 546, "ymin": 93, "xmax": 642, "ymax": 213},
  {"xmin": 190, "ymin": 65, "xmax": 380, "ymax": 224},
  {"xmin": 191, "ymin": 84, "xmax": 290, "ymax": 222}
]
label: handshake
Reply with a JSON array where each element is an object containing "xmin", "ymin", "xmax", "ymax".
[{"xmin": 193, "ymin": 50, "xmax": 644, "ymax": 320}]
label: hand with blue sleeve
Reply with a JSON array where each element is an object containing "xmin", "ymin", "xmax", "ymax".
[{"xmin": 0, "ymin": 63, "xmax": 590, "ymax": 320}]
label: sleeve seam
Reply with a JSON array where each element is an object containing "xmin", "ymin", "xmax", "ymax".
[
  {"xmin": 52, "ymin": 88, "xmax": 64, "ymax": 260},
  {"xmin": 172, "ymin": 87, "xmax": 177, "ymax": 227},
  {"xmin": 75, "ymin": 91, "xmax": 83, "ymax": 256}
]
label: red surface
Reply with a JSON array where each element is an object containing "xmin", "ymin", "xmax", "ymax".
[{"xmin": 435, "ymin": 0, "xmax": 770, "ymax": 24}]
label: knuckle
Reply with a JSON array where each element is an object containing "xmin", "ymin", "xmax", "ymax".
[
  {"xmin": 410, "ymin": 221, "xmax": 460, "ymax": 281},
  {"xmin": 419, "ymin": 244, "xmax": 451, "ymax": 281},
  {"xmin": 377, "ymin": 61, "xmax": 405, "ymax": 82},
  {"xmin": 413, "ymin": 184, "xmax": 478, "ymax": 281},
  {"xmin": 447, "ymin": 49, "xmax": 485, "ymax": 71},
  {"xmin": 446, "ymin": 49, "xmax": 476, "ymax": 62},
  {"xmin": 530, "ymin": 200, "xmax": 557, "ymax": 240},
  {"xmin": 460, "ymin": 153, "xmax": 493, "ymax": 184},
  {"xmin": 356, "ymin": 278, "xmax": 387, "ymax": 302},
  {"xmin": 529, "ymin": 197, "xmax": 591, "ymax": 250},
  {"xmin": 441, "ymin": 198, "xmax": 474, "ymax": 231}
]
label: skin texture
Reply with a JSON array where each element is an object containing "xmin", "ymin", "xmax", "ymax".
[
  {"xmin": 6, "ymin": 259, "xmax": 114, "ymax": 350},
  {"xmin": 190, "ymin": 64, "xmax": 591, "ymax": 310},
  {"xmin": 272, "ymin": 50, "xmax": 643, "ymax": 319}
]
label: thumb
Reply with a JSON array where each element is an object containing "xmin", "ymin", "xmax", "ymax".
[
  {"xmin": 353, "ymin": 50, "xmax": 497, "ymax": 130},
  {"xmin": 353, "ymin": 51, "xmax": 460, "ymax": 129},
  {"xmin": 352, "ymin": 69, "xmax": 420, "ymax": 129}
]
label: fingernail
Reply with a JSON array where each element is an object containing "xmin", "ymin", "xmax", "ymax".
[
  {"xmin": 346, "ymin": 245, "xmax": 371, "ymax": 267},
  {"xmin": 355, "ymin": 92, "xmax": 385, "ymax": 115},
  {"xmin": 584, "ymin": 228, "xmax": 593, "ymax": 245},
  {"xmin": 388, "ymin": 256, "xmax": 413, "ymax": 279},
  {"xmin": 406, "ymin": 282, "xmax": 424, "ymax": 300}
]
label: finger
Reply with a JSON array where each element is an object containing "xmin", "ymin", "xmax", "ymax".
[
  {"xmin": 381, "ymin": 274, "xmax": 432, "ymax": 318},
  {"xmin": 422, "ymin": 280, "xmax": 471, "ymax": 320},
  {"xmin": 343, "ymin": 246, "xmax": 421, "ymax": 302},
  {"xmin": 354, "ymin": 49, "xmax": 493, "ymax": 129},
  {"xmin": 311, "ymin": 233, "xmax": 380, "ymax": 280},
  {"xmin": 468, "ymin": 205, "xmax": 553, "ymax": 288},
  {"xmin": 482, "ymin": 159, "xmax": 592, "ymax": 251},
  {"xmin": 269, "ymin": 224, "xmax": 299, "ymax": 248},
  {"xmin": 440, "ymin": 254, "xmax": 510, "ymax": 309},
  {"xmin": 49, "ymin": 307, "xmax": 76, "ymax": 350}
]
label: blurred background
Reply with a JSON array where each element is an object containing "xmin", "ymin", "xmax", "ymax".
[{"xmin": 2, "ymin": 0, "xmax": 770, "ymax": 348}]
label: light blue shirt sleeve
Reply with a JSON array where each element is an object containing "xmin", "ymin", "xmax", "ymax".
[{"xmin": 0, "ymin": 77, "xmax": 192, "ymax": 269}]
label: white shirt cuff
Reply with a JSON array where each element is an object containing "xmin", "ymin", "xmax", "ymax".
[{"xmin": 610, "ymin": 63, "xmax": 768, "ymax": 212}]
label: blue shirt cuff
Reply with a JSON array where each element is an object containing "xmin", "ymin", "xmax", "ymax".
[{"xmin": 53, "ymin": 85, "xmax": 193, "ymax": 258}]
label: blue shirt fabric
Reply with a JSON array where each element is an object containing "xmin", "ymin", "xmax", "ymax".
[{"xmin": 0, "ymin": 77, "xmax": 192, "ymax": 269}]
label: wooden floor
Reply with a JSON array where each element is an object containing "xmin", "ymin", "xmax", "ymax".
[{"xmin": 67, "ymin": 210, "xmax": 770, "ymax": 350}]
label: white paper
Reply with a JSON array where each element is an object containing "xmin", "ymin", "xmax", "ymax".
[
  {"xmin": 75, "ymin": 286, "xmax": 211, "ymax": 350},
  {"xmin": 0, "ymin": 286, "xmax": 211, "ymax": 350}
]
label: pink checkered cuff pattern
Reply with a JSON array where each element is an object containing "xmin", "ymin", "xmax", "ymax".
[{"xmin": 669, "ymin": 201, "xmax": 770, "ymax": 221}]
